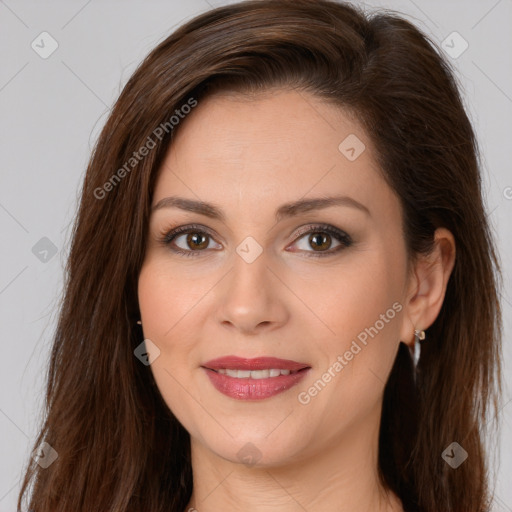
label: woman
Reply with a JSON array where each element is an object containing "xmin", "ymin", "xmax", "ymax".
[{"xmin": 17, "ymin": 0, "xmax": 503, "ymax": 511}]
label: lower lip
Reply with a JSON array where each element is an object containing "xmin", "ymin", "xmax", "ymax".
[{"xmin": 202, "ymin": 367, "xmax": 310, "ymax": 400}]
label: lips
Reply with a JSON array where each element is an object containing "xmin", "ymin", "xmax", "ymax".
[
  {"xmin": 202, "ymin": 356, "xmax": 310, "ymax": 372},
  {"xmin": 201, "ymin": 356, "xmax": 311, "ymax": 400}
]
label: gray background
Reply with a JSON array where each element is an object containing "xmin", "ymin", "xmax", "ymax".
[{"xmin": 0, "ymin": 0, "xmax": 511, "ymax": 510}]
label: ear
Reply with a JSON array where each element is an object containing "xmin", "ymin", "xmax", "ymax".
[{"xmin": 399, "ymin": 227, "xmax": 456, "ymax": 349}]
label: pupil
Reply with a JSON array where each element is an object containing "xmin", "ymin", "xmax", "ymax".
[
  {"xmin": 188, "ymin": 233, "xmax": 207, "ymax": 249},
  {"xmin": 310, "ymin": 233, "xmax": 330, "ymax": 250}
]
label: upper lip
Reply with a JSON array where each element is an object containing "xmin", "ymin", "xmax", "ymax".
[{"xmin": 202, "ymin": 356, "xmax": 310, "ymax": 371}]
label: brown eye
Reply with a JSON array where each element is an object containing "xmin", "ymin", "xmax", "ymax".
[
  {"xmin": 290, "ymin": 224, "xmax": 353, "ymax": 257},
  {"xmin": 185, "ymin": 232, "xmax": 209, "ymax": 250},
  {"xmin": 161, "ymin": 223, "xmax": 352, "ymax": 259},
  {"xmin": 308, "ymin": 232, "xmax": 333, "ymax": 251},
  {"xmin": 160, "ymin": 224, "xmax": 221, "ymax": 257}
]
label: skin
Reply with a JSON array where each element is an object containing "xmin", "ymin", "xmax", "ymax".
[{"xmin": 137, "ymin": 88, "xmax": 456, "ymax": 512}]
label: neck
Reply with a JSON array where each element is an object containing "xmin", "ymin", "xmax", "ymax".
[{"xmin": 183, "ymin": 404, "xmax": 403, "ymax": 512}]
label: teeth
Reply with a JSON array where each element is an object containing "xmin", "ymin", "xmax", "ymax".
[{"xmin": 216, "ymin": 368, "xmax": 295, "ymax": 378}]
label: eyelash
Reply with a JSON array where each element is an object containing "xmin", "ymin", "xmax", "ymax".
[{"xmin": 157, "ymin": 223, "xmax": 353, "ymax": 258}]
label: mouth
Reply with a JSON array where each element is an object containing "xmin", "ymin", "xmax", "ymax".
[
  {"xmin": 201, "ymin": 356, "xmax": 311, "ymax": 400},
  {"xmin": 201, "ymin": 355, "xmax": 310, "ymax": 373},
  {"xmin": 209, "ymin": 368, "xmax": 305, "ymax": 378}
]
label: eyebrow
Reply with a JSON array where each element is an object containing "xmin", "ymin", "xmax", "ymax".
[{"xmin": 151, "ymin": 194, "xmax": 370, "ymax": 222}]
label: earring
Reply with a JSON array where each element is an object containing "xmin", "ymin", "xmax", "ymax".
[
  {"xmin": 136, "ymin": 320, "xmax": 142, "ymax": 325},
  {"xmin": 412, "ymin": 329, "xmax": 425, "ymax": 367}
]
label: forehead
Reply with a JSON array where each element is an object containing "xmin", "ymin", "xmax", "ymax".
[{"xmin": 153, "ymin": 89, "xmax": 394, "ymax": 219}]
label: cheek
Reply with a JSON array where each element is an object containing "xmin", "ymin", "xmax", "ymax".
[
  {"xmin": 292, "ymin": 256, "xmax": 404, "ymax": 432},
  {"xmin": 137, "ymin": 262, "xmax": 201, "ymax": 420},
  {"xmin": 294, "ymin": 249, "xmax": 401, "ymax": 342},
  {"xmin": 138, "ymin": 260, "xmax": 208, "ymax": 341},
  {"xmin": 137, "ymin": 261, "xmax": 200, "ymax": 392},
  {"xmin": 304, "ymin": 247, "xmax": 404, "ymax": 384},
  {"xmin": 138, "ymin": 265, "xmax": 174, "ymax": 340}
]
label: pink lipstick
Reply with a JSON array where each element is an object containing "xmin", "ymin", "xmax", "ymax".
[{"xmin": 201, "ymin": 356, "xmax": 311, "ymax": 400}]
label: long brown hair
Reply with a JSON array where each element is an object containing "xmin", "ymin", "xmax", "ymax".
[{"xmin": 17, "ymin": 1, "xmax": 503, "ymax": 510}]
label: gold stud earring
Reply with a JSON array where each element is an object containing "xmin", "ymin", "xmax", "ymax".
[{"xmin": 414, "ymin": 329, "xmax": 426, "ymax": 341}]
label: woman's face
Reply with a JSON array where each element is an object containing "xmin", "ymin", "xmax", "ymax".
[{"xmin": 138, "ymin": 88, "xmax": 413, "ymax": 466}]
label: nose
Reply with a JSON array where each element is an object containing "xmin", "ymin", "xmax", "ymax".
[{"xmin": 215, "ymin": 249, "xmax": 289, "ymax": 335}]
